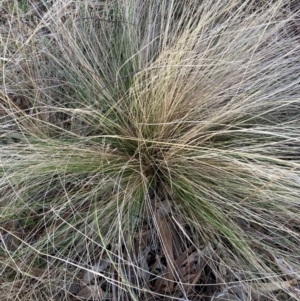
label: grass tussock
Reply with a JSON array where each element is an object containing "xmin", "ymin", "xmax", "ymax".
[{"xmin": 1, "ymin": 0, "xmax": 300, "ymax": 300}]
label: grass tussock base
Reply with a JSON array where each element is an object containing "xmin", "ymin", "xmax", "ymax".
[{"xmin": 1, "ymin": 0, "xmax": 300, "ymax": 300}]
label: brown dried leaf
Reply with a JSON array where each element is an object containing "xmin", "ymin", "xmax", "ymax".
[
  {"xmin": 181, "ymin": 251, "xmax": 200, "ymax": 268},
  {"xmin": 182, "ymin": 273, "xmax": 198, "ymax": 282},
  {"xmin": 82, "ymin": 261, "xmax": 109, "ymax": 285},
  {"xmin": 156, "ymin": 200, "xmax": 172, "ymax": 217},
  {"xmin": 154, "ymin": 211, "xmax": 175, "ymax": 292},
  {"xmin": 269, "ymin": 252, "xmax": 300, "ymax": 280},
  {"xmin": 213, "ymin": 284, "xmax": 249, "ymax": 301},
  {"xmin": 216, "ymin": 279, "xmax": 299, "ymax": 301},
  {"xmin": 213, "ymin": 292, "xmax": 242, "ymax": 301},
  {"xmin": 257, "ymin": 278, "xmax": 298, "ymax": 293},
  {"xmin": 174, "ymin": 246, "xmax": 195, "ymax": 269},
  {"xmin": 76, "ymin": 285, "xmax": 105, "ymax": 300}
]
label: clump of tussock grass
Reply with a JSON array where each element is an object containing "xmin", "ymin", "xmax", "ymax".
[{"xmin": 1, "ymin": 0, "xmax": 300, "ymax": 300}]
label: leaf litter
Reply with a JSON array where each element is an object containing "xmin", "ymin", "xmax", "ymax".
[
  {"xmin": 57, "ymin": 201, "xmax": 300, "ymax": 301},
  {"xmin": 1, "ymin": 196, "xmax": 299, "ymax": 301}
]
